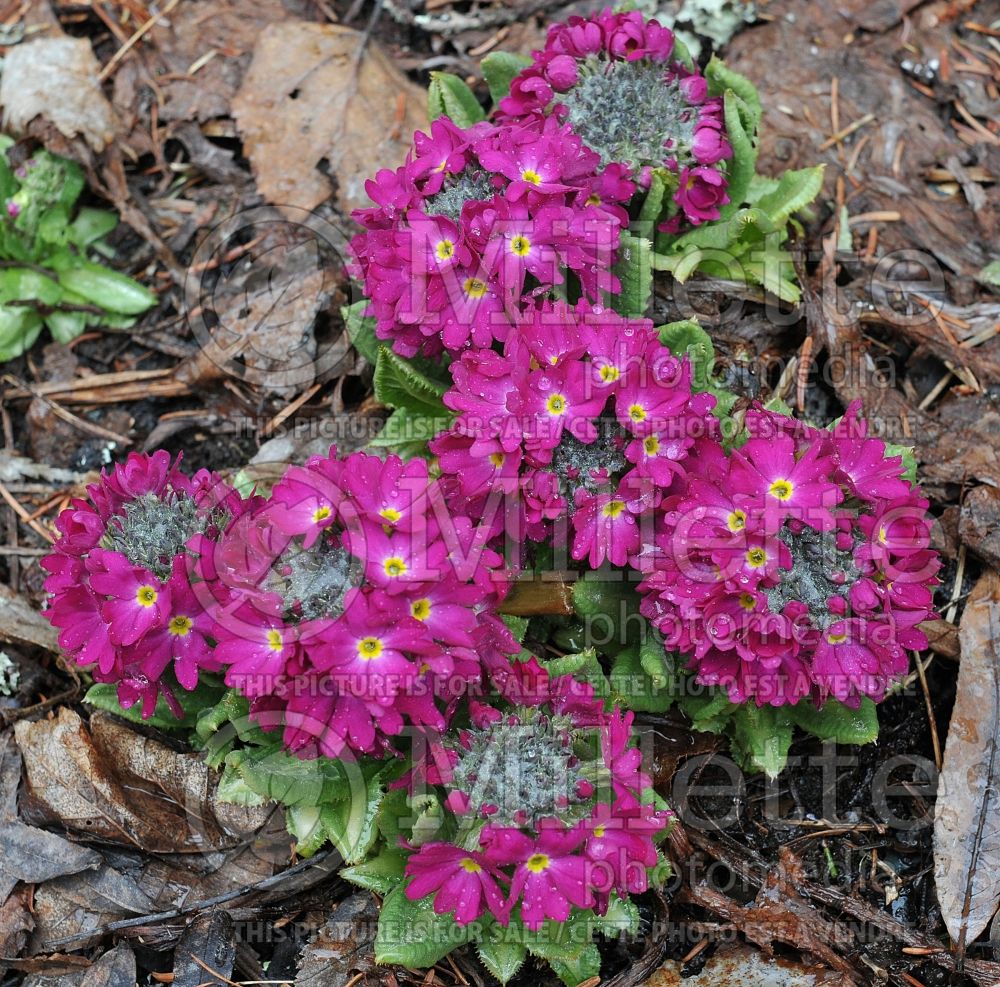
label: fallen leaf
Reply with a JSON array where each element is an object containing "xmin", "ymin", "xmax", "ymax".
[
  {"xmin": 232, "ymin": 20, "xmax": 426, "ymax": 217},
  {"xmin": 959, "ymin": 487, "xmax": 1000, "ymax": 570},
  {"xmin": 78, "ymin": 943, "xmax": 134, "ymax": 987},
  {"xmin": 15, "ymin": 709, "xmax": 239, "ymax": 854},
  {"xmin": 0, "ymin": 821, "xmax": 102, "ymax": 903},
  {"xmin": 648, "ymin": 944, "xmax": 852, "ymax": 986},
  {"xmin": 0, "ymin": 585, "xmax": 58, "ymax": 654},
  {"xmin": 934, "ymin": 571, "xmax": 1000, "ymax": 949},
  {"xmin": 172, "ymin": 911, "xmax": 235, "ymax": 987},
  {"xmin": 0, "ymin": 885, "xmax": 33, "ymax": 959},
  {"xmin": 0, "ymin": 36, "xmax": 118, "ymax": 152},
  {"xmin": 30, "ymin": 863, "xmax": 155, "ymax": 953},
  {"xmin": 295, "ymin": 893, "xmax": 379, "ymax": 987}
]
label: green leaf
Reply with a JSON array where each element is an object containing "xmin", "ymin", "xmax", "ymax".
[
  {"xmin": 215, "ymin": 761, "xmax": 267, "ymax": 807},
  {"xmin": 657, "ymin": 318, "xmax": 715, "ymax": 392},
  {"xmin": 882, "ymin": 438, "xmax": 919, "ymax": 486},
  {"xmin": 638, "ymin": 171, "xmax": 667, "ymax": 232},
  {"xmin": 375, "ymin": 883, "xmax": 477, "ymax": 967},
  {"xmin": 522, "ymin": 917, "xmax": 602, "ymax": 987},
  {"xmin": 373, "ymin": 345, "xmax": 448, "ymax": 419},
  {"xmin": 676, "ymin": 684, "xmax": 736, "ymax": 734},
  {"xmin": 428, "ymin": 72, "xmax": 486, "ymax": 127},
  {"xmin": 321, "ymin": 759, "xmax": 404, "ymax": 864},
  {"xmin": 743, "ymin": 242, "xmax": 801, "ymax": 304},
  {"xmin": 477, "ymin": 937, "xmax": 527, "ymax": 985},
  {"xmin": 610, "ymin": 231, "xmax": 652, "ymax": 318},
  {"xmin": 480, "ymin": 51, "xmax": 531, "ymax": 106},
  {"xmin": 342, "ymin": 299, "xmax": 380, "ymax": 365},
  {"xmin": 68, "ymin": 207, "xmax": 119, "ymax": 247},
  {"xmin": 0, "ymin": 267, "xmax": 63, "ymax": 306},
  {"xmin": 58, "ymin": 261, "xmax": 156, "ymax": 315},
  {"xmin": 368, "ymin": 405, "xmax": 450, "ymax": 460},
  {"xmin": 44, "ymin": 310, "xmax": 87, "ymax": 345},
  {"xmin": 341, "ymin": 848, "xmax": 408, "ymax": 894},
  {"xmin": 84, "ymin": 674, "xmax": 227, "ymax": 732},
  {"xmin": 229, "ymin": 743, "xmax": 352, "ymax": 807},
  {"xmin": 501, "ymin": 614, "xmax": 530, "ymax": 643},
  {"xmin": 288, "ymin": 804, "xmax": 329, "ymax": 857},
  {"xmin": 705, "ymin": 57, "xmax": 762, "ymax": 129},
  {"xmin": 720, "ymin": 88, "xmax": 758, "ymax": 215},
  {"xmin": 978, "ymin": 260, "xmax": 1000, "ymax": 287},
  {"xmin": 610, "ymin": 646, "xmax": 672, "ymax": 713},
  {"xmin": 730, "ymin": 704, "xmax": 795, "ymax": 778},
  {"xmin": 787, "ymin": 697, "xmax": 879, "ymax": 746},
  {"xmin": 753, "ymin": 165, "xmax": 825, "ymax": 227}
]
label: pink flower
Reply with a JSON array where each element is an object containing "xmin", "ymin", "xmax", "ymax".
[
  {"xmin": 572, "ymin": 488, "xmax": 642, "ymax": 568},
  {"xmin": 484, "ymin": 820, "xmax": 593, "ymax": 929},
  {"xmin": 87, "ymin": 551, "xmax": 170, "ymax": 647},
  {"xmin": 405, "ymin": 843, "xmax": 509, "ymax": 925},
  {"xmin": 674, "ymin": 166, "xmax": 730, "ymax": 224}
]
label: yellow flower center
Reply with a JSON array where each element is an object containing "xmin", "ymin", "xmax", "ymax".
[
  {"xmin": 510, "ymin": 234, "xmax": 531, "ymax": 256},
  {"xmin": 435, "ymin": 239, "xmax": 456, "ymax": 262},
  {"xmin": 460, "ymin": 857, "xmax": 482, "ymax": 873},
  {"xmin": 878, "ymin": 526, "xmax": 888, "ymax": 545},
  {"xmin": 628, "ymin": 403, "xmax": 647, "ymax": 423},
  {"xmin": 826, "ymin": 630, "xmax": 848, "ymax": 645},
  {"xmin": 521, "ymin": 168, "xmax": 542, "ymax": 185},
  {"xmin": 434, "ymin": 158, "xmax": 448, "ymax": 173},
  {"xmin": 357, "ymin": 636, "xmax": 384, "ymax": 660},
  {"xmin": 312, "ymin": 505, "xmax": 332, "ymax": 523},
  {"xmin": 410, "ymin": 598, "xmax": 431, "ymax": 621},
  {"xmin": 644, "ymin": 435, "xmax": 660, "ymax": 455},
  {"xmin": 602, "ymin": 499, "xmax": 626, "ymax": 519},
  {"xmin": 738, "ymin": 592, "xmax": 756, "ymax": 611},
  {"xmin": 727, "ymin": 509, "xmax": 747, "ymax": 532},
  {"xmin": 136, "ymin": 585, "xmax": 158, "ymax": 608},
  {"xmin": 599, "ymin": 364, "xmax": 620, "ymax": 383},
  {"xmin": 489, "ymin": 452, "xmax": 505, "ymax": 468},
  {"xmin": 463, "ymin": 276, "xmax": 488, "ymax": 298},
  {"xmin": 585, "ymin": 193, "xmax": 602, "ymax": 207},
  {"xmin": 266, "ymin": 629, "xmax": 283, "ymax": 652},
  {"xmin": 768, "ymin": 478, "xmax": 794, "ymax": 501},
  {"xmin": 746, "ymin": 548, "xmax": 768, "ymax": 568},
  {"xmin": 546, "ymin": 393, "xmax": 567, "ymax": 415},
  {"xmin": 526, "ymin": 853, "xmax": 550, "ymax": 874},
  {"xmin": 168, "ymin": 615, "xmax": 193, "ymax": 636},
  {"xmin": 593, "ymin": 825, "xmax": 606, "ymax": 838},
  {"xmin": 383, "ymin": 556, "xmax": 407, "ymax": 577},
  {"xmin": 379, "ymin": 506, "xmax": 402, "ymax": 525}
]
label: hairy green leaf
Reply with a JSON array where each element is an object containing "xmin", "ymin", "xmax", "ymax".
[
  {"xmin": 787, "ymin": 698, "xmax": 879, "ymax": 745},
  {"xmin": 481, "ymin": 52, "xmax": 531, "ymax": 106},
  {"xmin": 375, "ymin": 883, "xmax": 476, "ymax": 967},
  {"xmin": 610, "ymin": 231, "xmax": 652, "ymax": 318},
  {"xmin": 428, "ymin": 72, "xmax": 486, "ymax": 127}
]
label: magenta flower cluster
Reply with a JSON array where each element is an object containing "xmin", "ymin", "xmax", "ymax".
[
  {"xmin": 430, "ymin": 299, "xmax": 717, "ymax": 568},
  {"xmin": 404, "ymin": 651, "xmax": 670, "ymax": 930},
  {"xmin": 41, "ymin": 450, "xmax": 248, "ymax": 718},
  {"xmin": 497, "ymin": 9, "xmax": 732, "ymax": 231},
  {"xmin": 635, "ymin": 403, "xmax": 940, "ymax": 707},
  {"xmin": 349, "ymin": 114, "xmax": 633, "ymax": 358},
  {"xmin": 42, "ymin": 449, "xmax": 512, "ymax": 757}
]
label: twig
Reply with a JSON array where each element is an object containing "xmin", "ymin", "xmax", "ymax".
[{"xmin": 98, "ymin": 0, "xmax": 184, "ymax": 82}]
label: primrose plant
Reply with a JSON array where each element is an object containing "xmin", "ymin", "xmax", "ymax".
[
  {"xmin": 0, "ymin": 139, "xmax": 156, "ymax": 362},
  {"xmin": 42, "ymin": 8, "xmax": 940, "ymax": 986}
]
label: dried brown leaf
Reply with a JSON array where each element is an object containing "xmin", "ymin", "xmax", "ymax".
[
  {"xmin": 0, "ymin": 37, "xmax": 118, "ymax": 152},
  {"xmin": 648, "ymin": 944, "xmax": 852, "ymax": 986},
  {"xmin": 0, "ymin": 585, "xmax": 58, "ymax": 654},
  {"xmin": 934, "ymin": 570, "xmax": 1000, "ymax": 948},
  {"xmin": 232, "ymin": 21, "xmax": 426, "ymax": 217}
]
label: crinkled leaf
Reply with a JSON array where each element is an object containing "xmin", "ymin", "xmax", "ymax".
[
  {"xmin": 705, "ymin": 57, "xmax": 762, "ymax": 129},
  {"xmin": 342, "ymin": 298, "xmax": 380, "ymax": 365},
  {"xmin": 481, "ymin": 51, "xmax": 531, "ymax": 106},
  {"xmin": 638, "ymin": 171, "xmax": 668, "ymax": 231},
  {"xmin": 228, "ymin": 743, "xmax": 352, "ymax": 807},
  {"xmin": 368, "ymin": 404, "xmax": 450, "ymax": 460},
  {"xmin": 610, "ymin": 231, "xmax": 652, "ymax": 318},
  {"xmin": 787, "ymin": 698, "xmax": 879, "ymax": 746},
  {"xmin": 341, "ymin": 847, "xmax": 408, "ymax": 894},
  {"xmin": 375, "ymin": 882, "xmax": 476, "ymax": 967},
  {"xmin": 730, "ymin": 703, "xmax": 795, "ymax": 778},
  {"xmin": 84, "ymin": 675, "xmax": 227, "ymax": 732},
  {"xmin": 428, "ymin": 72, "xmax": 486, "ymax": 127},
  {"xmin": 477, "ymin": 937, "xmax": 527, "ymax": 985},
  {"xmin": 215, "ymin": 761, "xmax": 266, "ymax": 807},
  {"xmin": 288, "ymin": 804, "xmax": 329, "ymax": 857},
  {"xmin": 501, "ymin": 614, "xmax": 530, "ymax": 643},
  {"xmin": 373, "ymin": 345, "xmax": 448, "ymax": 419},
  {"xmin": 658, "ymin": 318, "xmax": 715, "ymax": 391},
  {"xmin": 883, "ymin": 438, "xmax": 919, "ymax": 486},
  {"xmin": 677, "ymin": 684, "xmax": 737, "ymax": 734},
  {"xmin": 321, "ymin": 759, "xmax": 404, "ymax": 863},
  {"xmin": 610, "ymin": 646, "xmax": 672, "ymax": 713},
  {"xmin": 752, "ymin": 165, "xmax": 826, "ymax": 227},
  {"xmin": 719, "ymin": 89, "xmax": 758, "ymax": 216}
]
